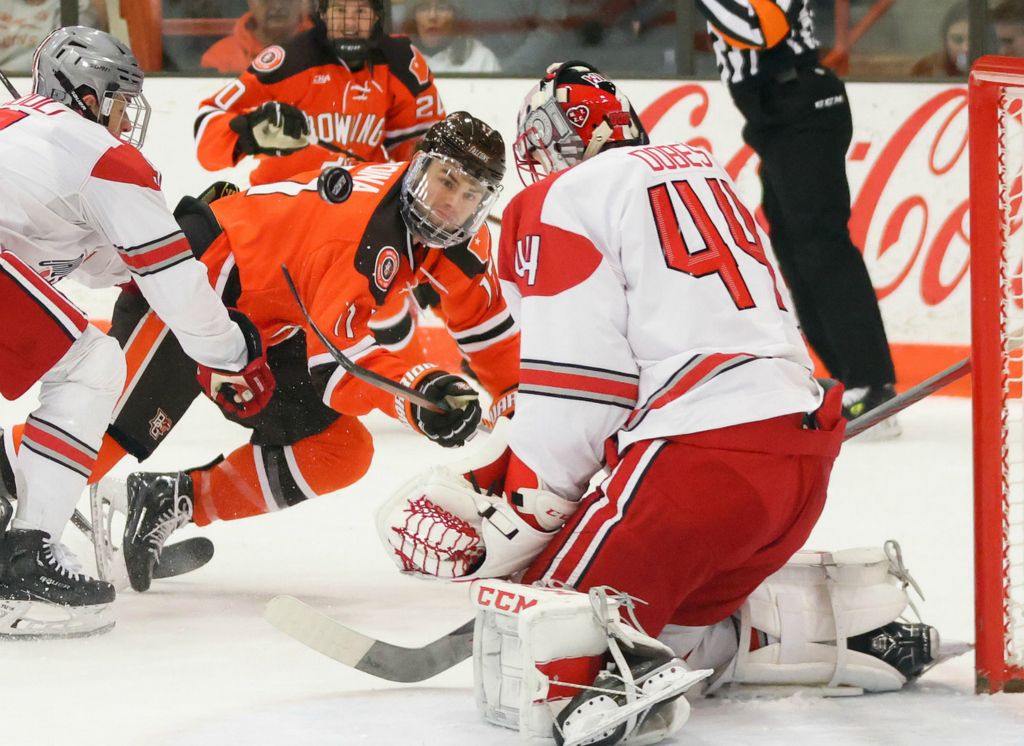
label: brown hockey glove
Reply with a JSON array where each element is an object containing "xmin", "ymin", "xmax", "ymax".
[
  {"xmin": 196, "ymin": 309, "xmax": 276, "ymax": 417},
  {"xmin": 399, "ymin": 366, "xmax": 481, "ymax": 448},
  {"xmin": 230, "ymin": 101, "xmax": 310, "ymax": 157}
]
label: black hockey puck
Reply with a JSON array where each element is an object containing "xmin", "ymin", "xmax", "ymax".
[{"xmin": 318, "ymin": 166, "xmax": 353, "ymax": 204}]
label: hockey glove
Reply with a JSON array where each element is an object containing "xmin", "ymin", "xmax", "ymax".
[
  {"xmin": 399, "ymin": 366, "xmax": 481, "ymax": 448},
  {"xmin": 196, "ymin": 309, "xmax": 276, "ymax": 417},
  {"xmin": 230, "ymin": 101, "xmax": 310, "ymax": 157}
]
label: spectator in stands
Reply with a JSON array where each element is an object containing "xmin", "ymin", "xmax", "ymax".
[
  {"xmin": 993, "ymin": 0, "xmax": 1024, "ymax": 57},
  {"xmin": 201, "ymin": 0, "xmax": 313, "ymax": 73},
  {"xmin": 0, "ymin": 0, "xmax": 107, "ymax": 73},
  {"xmin": 406, "ymin": 0, "xmax": 500, "ymax": 73},
  {"xmin": 911, "ymin": 2, "xmax": 968, "ymax": 78},
  {"xmin": 465, "ymin": 2, "xmax": 571, "ymax": 75}
]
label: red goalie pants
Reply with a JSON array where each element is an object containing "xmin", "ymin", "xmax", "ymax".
[{"xmin": 521, "ymin": 385, "xmax": 845, "ymax": 637}]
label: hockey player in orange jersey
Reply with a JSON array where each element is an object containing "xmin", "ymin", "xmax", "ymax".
[
  {"xmin": 195, "ymin": 0, "xmax": 446, "ymax": 186},
  {"xmin": 87, "ymin": 112, "xmax": 518, "ymax": 593}
]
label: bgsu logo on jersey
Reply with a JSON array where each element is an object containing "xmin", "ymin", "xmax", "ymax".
[
  {"xmin": 149, "ymin": 408, "xmax": 173, "ymax": 441},
  {"xmin": 565, "ymin": 105, "xmax": 590, "ymax": 128},
  {"xmin": 374, "ymin": 246, "xmax": 400, "ymax": 292},
  {"xmin": 252, "ymin": 45, "xmax": 285, "ymax": 73}
]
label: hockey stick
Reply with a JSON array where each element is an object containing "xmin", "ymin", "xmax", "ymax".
[
  {"xmin": 845, "ymin": 329, "xmax": 1023, "ymax": 439},
  {"xmin": 264, "ymin": 595, "xmax": 474, "ymax": 682},
  {"xmin": 280, "ymin": 264, "xmax": 449, "ymax": 414},
  {"xmin": 844, "ymin": 357, "xmax": 969, "ymax": 439},
  {"xmin": 0, "ymin": 68, "xmax": 19, "ymax": 99}
]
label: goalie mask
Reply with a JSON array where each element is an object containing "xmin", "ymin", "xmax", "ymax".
[
  {"xmin": 514, "ymin": 60, "xmax": 648, "ymax": 185},
  {"xmin": 316, "ymin": 0, "xmax": 384, "ymax": 66},
  {"xmin": 400, "ymin": 112, "xmax": 505, "ymax": 249},
  {"xmin": 32, "ymin": 26, "xmax": 150, "ymax": 148}
]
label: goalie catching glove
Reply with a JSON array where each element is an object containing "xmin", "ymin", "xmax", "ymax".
[
  {"xmin": 377, "ymin": 417, "xmax": 577, "ymax": 580},
  {"xmin": 397, "ymin": 364, "xmax": 482, "ymax": 448},
  {"xmin": 230, "ymin": 101, "xmax": 311, "ymax": 156},
  {"xmin": 195, "ymin": 309, "xmax": 275, "ymax": 417}
]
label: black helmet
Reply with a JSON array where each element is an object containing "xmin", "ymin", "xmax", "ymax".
[
  {"xmin": 419, "ymin": 111, "xmax": 505, "ymax": 184},
  {"xmin": 400, "ymin": 112, "xmax": 505, "ymax": 248},
  {"xmin": 317, "ymin": 0, "xmax": 385, "ymax": 66}
]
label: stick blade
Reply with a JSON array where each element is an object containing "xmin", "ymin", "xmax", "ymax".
[
  {"xmin": 153, "ymin": 537, "xmax": 215, "ymax": 579},
  {"xmin": 264, "ymin": 595, "xmax": 474, "ymax": 683}
]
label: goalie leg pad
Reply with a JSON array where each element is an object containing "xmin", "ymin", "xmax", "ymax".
[
  {"xmin": 471, "ymin": 580, "xmax": 711, "ymax": 745},
  {"xmin": 708, "ymin": 542, "xmax": 931, "ymax": 695}
]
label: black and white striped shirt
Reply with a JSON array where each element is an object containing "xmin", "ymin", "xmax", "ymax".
[{"xmin": 696, "ymin": 0, "xmax": 819, "ymax": 86}]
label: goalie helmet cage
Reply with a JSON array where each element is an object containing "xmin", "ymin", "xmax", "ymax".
[{"xmin": 971, "ymin": 55, "xmax": 1024, "ymax": 694}]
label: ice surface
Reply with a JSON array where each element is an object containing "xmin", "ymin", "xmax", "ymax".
[{"xmin": 3, "ymin": 394, "xmax": 1024, "ymax": 745}]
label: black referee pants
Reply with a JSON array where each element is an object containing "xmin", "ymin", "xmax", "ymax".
[{"xmin": 732, "ymin": 65, "xmax": 895, "ymax": 388}]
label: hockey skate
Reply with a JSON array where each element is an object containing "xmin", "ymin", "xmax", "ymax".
[
  {"xmin": 122, "ymin": 471, "xmax": 195, "ymax": 592},
  {"xmin": 553, "ymin": 654, "xmax": 703, "ymax": 746},
  {"xmin": 842, "ymin": 384, "xmax": 901, "ymax": 439},
  {"xmin": 0, "ymin": 529, "xmax": 115, "ymax": 638},
  {"xmin": 848, "ymin": 621, "xmax": 939, "ymax": 681}
]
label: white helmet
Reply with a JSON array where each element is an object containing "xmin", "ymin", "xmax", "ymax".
[
  {"xmin": 514, "ymin": 61, "xmax": 648, "ymax": 185},
  {"xmin": 32, "ymin": 26, "xmax": 151, "ymax": 148}
]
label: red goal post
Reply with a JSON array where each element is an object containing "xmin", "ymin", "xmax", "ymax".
[{"xmin": 970, "ymin": 55, "xmax": 1024, "ymax": 694}]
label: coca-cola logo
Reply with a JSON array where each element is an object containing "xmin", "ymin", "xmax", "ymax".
[{"xmin": 637, "ymin": 83, "xmax": 1001, "ymax": 323}]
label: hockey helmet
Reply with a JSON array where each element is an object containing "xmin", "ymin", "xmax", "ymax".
[
  {"xmin": 400, "ymin": 111, "xmax": 505, "ymax": 248},
  {"xmin": 32, "ymin": 26, "xmax": 150, "ymax": 148},
  {"xmin": 514, "ymin": 61, "xmax": 648, "ymax": 185},
  {"xmin": 317, "ymin": 0, "xmax": 385, "ymax": 66}
]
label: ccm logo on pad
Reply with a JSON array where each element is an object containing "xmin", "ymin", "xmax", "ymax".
[{"xmin": 476, "ymin": 586, "xmax": 538, "ymax": 614}]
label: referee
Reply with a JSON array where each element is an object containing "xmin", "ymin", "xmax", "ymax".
[{"xmin": 695, "ymin": 0, "xmax": 898, "ymax": 431}]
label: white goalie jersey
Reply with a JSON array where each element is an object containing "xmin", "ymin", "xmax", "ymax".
[
  {"xmin": 497, "ymin": 141, "xmax": 823, "ymax": 500},
  {"xmin": 0, "ymin": 94, "xmax": 246, "ymax": 370}
]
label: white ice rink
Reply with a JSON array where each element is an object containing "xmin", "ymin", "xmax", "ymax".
[{"xmin": 4, "ymin": 391, "xmax": 1024, "ymax": 745}]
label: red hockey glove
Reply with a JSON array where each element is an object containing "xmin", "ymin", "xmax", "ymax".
[{"xmin": 196, "ymin": 309, "xmax": 275, "ymax": 417}]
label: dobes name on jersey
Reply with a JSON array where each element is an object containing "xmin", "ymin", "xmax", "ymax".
[{"xmin": 307, "ymin": 111, "xmax": 384, "ymax": 150}]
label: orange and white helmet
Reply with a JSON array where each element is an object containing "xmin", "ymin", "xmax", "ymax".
[{"xmin": 514, "ymin": 61, "xmax": 648, "ymax": 185}]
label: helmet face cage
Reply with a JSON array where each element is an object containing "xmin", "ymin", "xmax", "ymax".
[
  {"xmin": 32, "ymin": 26, "xmax": 151, "ymax": 148},
  {"xmin": 514, "ymin": 61, "xmax": 648, "ymax": 186},
  {"xmin": 400, "ymin": 152, "xmax": 503, "ymax": 248},
  {"xmin": 318, "ymin": 0, "xmax": 384, "ymax": 64}
]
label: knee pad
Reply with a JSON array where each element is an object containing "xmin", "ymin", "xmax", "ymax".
[
  {"xmin": 710, "ymin": 541, "xmax": 926, "ymax": 695},
  {"xmin": 67, "ymin": 327, "xmax": 127, "ymax": 402}
]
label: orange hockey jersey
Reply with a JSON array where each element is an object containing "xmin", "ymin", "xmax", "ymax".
[
  {"xmin": 202, "ymin": 161, "xmax": 518, "ymax": 419},
  {"xmin": 195, "ymin": 31, "xmax": 444, "ymax": 185}
]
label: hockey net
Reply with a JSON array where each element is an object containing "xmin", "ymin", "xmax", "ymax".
[{"xmin": 971, "ymin": 56, "xmax": 1024, "ymax": 694}]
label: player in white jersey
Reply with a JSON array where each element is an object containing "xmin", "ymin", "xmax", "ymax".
[
  {"xmin": 0, "ymin": 27, "xmax": 275, "ymax": 637},
  {"xmin": 376, "ymin": 63, "xmax": 938, "ymax": 744}
]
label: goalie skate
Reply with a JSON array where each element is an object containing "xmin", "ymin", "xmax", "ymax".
[{"xmin": 555, "ymin": 659, "xmax": 710, "ymax": 746}]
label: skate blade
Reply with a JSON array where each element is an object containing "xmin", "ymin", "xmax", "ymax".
[
  {"xmin": 0, "ymin": 598, "xmax": 115, "ymax": 639},
  {"xmin": 89, "ymin": 482, "xmax": 131, "ymax": 590}
]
